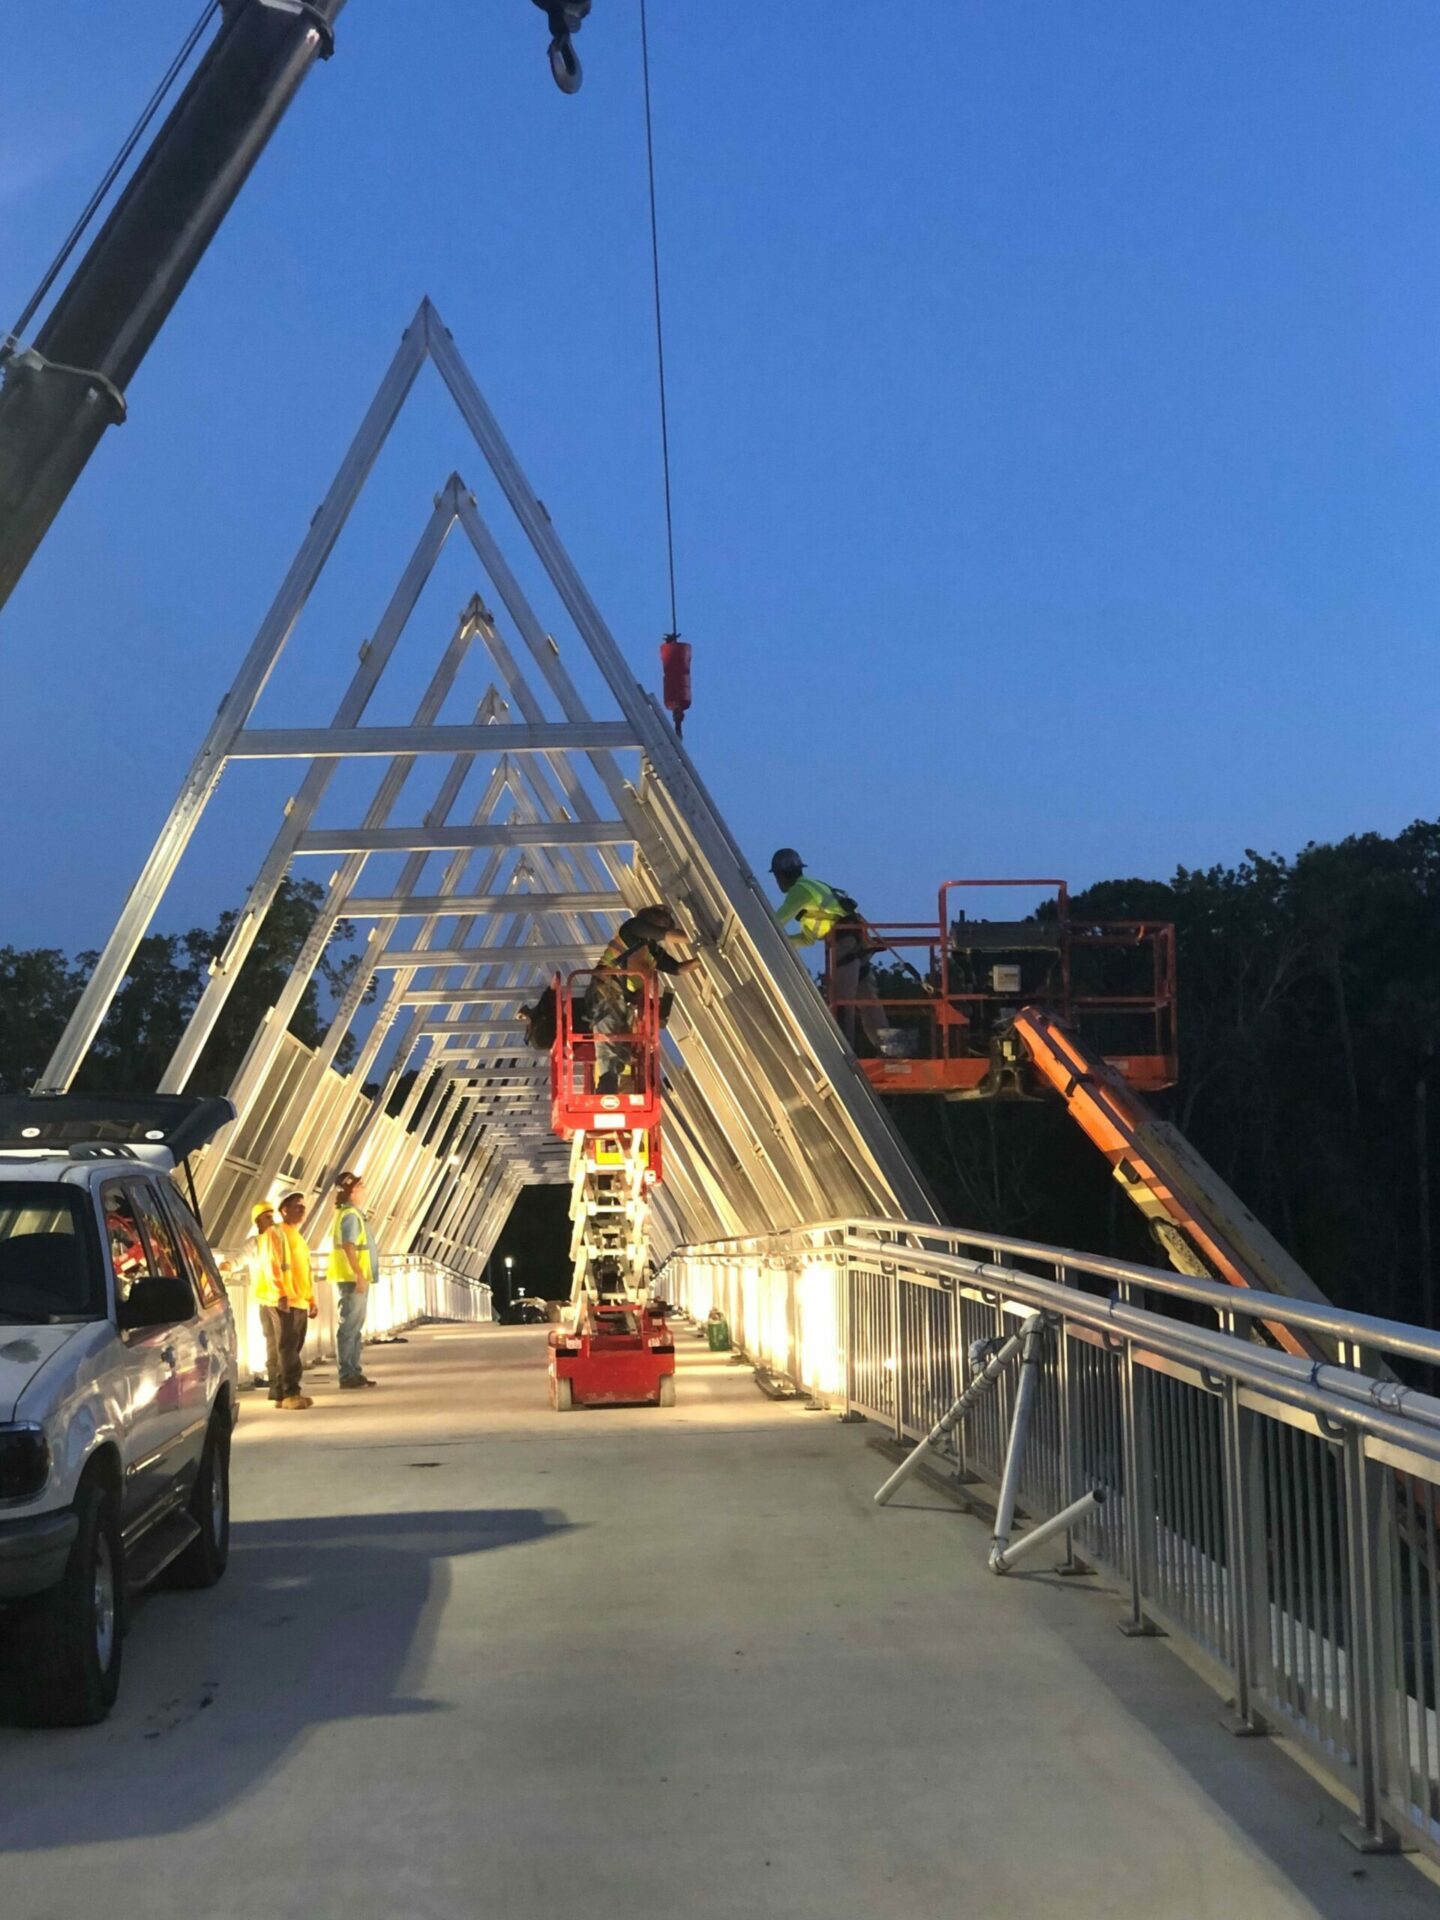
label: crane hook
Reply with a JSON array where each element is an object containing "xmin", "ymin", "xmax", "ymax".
[{"xmin": 534, "ymin": 0, "xmax": 590, "ymax": 94}]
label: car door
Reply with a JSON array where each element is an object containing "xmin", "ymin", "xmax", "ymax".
[
  {"xmin": 156, "ymin": 1179, "xmax": 232, "ymax": 1432},
  {"xmin": 102, "ymin": 1178, "xmax": 199, "ymax": 1525},
  {"xmin": 126, "ymin": 1179, "xmax": 208, "ymax": 1483}
]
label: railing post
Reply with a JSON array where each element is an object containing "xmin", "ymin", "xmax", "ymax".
[
  {"xmin": 950, "ymin": 1276, "xmax": 970, "ymax": 1482},
  {"xmin": 786, "ymin": 1253, "xmax": 801, "ymax": 1390},
  {"xmin": 1054, "ymin": 1305, "xmax": 1090, "ymax": 1575},
  {"xmin": 1340, "ymin": 1428, "xmax": 1402, "ymax": 1853},
  {"xmin": 838, "ymin": 1235, "xmax": 858, "ymax": 1420},
  {"xmin": 1118, "ymin": 1314, "xmax": 1162, "ymax": 1637},
  {"xmin": 887, "ymin": 1255, "xmax": 903, "ymax": 1443},
  {"xmin": 1218, "ymin": 1372, "xmax": 1266, "ymax": 1733}
]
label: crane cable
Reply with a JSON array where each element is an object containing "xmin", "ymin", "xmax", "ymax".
[
  {"xmin": 639, "ymin": 0, "xmax": 676, "ymax": 633},
  {"xmin": 3, "ymin": 1, "xmax": 221, "ymax": 362},
  {"xmin": 640, "ymin": 0, "xmax": 692, "ymax": 739}
]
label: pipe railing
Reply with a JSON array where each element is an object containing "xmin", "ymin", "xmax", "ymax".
[{"xmin": 659, "ymin": 1220, "xmax": 1440, "ymax": 1863}]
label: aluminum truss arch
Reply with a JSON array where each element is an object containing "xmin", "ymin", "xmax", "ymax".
[{"xmin": 44, "ymin": 299, "xmax": 938, "ymax": 1276}]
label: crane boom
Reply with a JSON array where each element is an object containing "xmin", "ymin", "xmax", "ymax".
[
  {"xmin": 0, "ymin": 1, "xmax": 348, "ymax": 613},
  {"xmin": 0, "ymin": 0, "xmax": 595, "ymax": 617}
]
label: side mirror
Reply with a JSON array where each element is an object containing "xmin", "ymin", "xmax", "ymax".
[{"xmin": 118, "ymin": 1273, "xmax": 195, "ymax": 1332}]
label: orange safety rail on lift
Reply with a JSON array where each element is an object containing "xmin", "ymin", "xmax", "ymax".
[
  {"xmin": 826, "ymin": 878, "xmax": 1178, "ymax": 1098},
  {"xmin": 1013, "ymin": 1007, "xmax": 1317, "ymax": 1361},
  {"xmin": 550, "ymin": 969, "xmax": 663, "ymax": 1136}
]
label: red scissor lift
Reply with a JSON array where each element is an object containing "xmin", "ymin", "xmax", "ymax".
[
  {"xmin": 546, "ymin": 969, "xmax": 675, "ymax": 1411},
  {"xmin": 825, "ymin": 878, "xmax": 1178, "ymax": 1099}
]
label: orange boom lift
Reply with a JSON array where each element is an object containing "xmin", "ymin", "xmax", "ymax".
[{"xmin": 824, "ymin": 879, "xmax": 1331, "ymax": 1352}]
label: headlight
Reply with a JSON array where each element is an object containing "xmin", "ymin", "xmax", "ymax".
[{"xmin": 0, "ymin": 1425, "xmax": 51, "ymax": 1501}]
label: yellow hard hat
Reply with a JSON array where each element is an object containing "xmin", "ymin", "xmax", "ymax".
[{"xmin": 251, "ymin": 1201, "xmax": 275, "ymax": 1225}]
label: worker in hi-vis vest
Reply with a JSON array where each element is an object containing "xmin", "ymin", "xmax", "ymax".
[
  {"xmin": 251, "ymin": 1200, "xmax": 312, "ymax": 1410},
  {"xmin": 769, "ymin": 847, "xmax": 884, "ymax": 1052},
  {"xmin": 326, "ymin": 1171, "xmax": 378, "ymax": 1390}
]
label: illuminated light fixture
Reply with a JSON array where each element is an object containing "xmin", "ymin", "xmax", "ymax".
[{"xmin": 20, "ymin": 1127, "xmax": 39, "ymax": 1138}]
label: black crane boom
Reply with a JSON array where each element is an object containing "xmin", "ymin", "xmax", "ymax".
[
  {"xmin": 0, "ymin": 0, "xmax": 352, "ymax": 614},
  {"xmin": 0, "ymin": 1, "xmax": 597, "ymax": 619}
]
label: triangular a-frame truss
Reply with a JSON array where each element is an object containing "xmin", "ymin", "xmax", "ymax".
[{"xmin": 43, "ymin": 299, "xmax": 938, "ymax": 1274}]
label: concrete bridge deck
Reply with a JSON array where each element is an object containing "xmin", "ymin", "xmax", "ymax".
[{"xmin": 3, "ymin": 1325, "xmax": 1434, "ymax": 1920}]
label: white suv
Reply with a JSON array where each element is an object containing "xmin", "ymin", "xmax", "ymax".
[{"xmin": 0, "ymin": 1093, "xmax": 240, "ymax": 1725}]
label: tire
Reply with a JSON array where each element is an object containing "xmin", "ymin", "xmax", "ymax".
[
  {"xmin": 10, "ymin": 1480, "xmax": 123, "ymax": 1727},
  {"xmin": 168, "ymin": 1415, "xmax": 231, "ymax": 1589},
  {"xmin": 657, "ymin": 1374, "xmax": 676, "ymax": 1408},
  {"xmin": 552, "ymin": 1376, "xmax": 574, "ymax": 1412}
]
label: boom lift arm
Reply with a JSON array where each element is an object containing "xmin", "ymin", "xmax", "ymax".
[{"xmin": 1011, "ymin": 1008, "xmax": 1331, "ymax": 1359}]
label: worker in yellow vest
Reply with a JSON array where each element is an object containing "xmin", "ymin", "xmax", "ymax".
[
  {"xmin": 250, "ymin": 1200, "xmax": 312, "ymax": 1409},
  {"xmin": 326, "ymin": 1171, "xmax": 379, "ymax": 1390},
  {"xmin": 769, "ymin": 848, "xmax": 884, "ymax": 1052},
  {"xmin": 278, "ymin": 1188, "xmax": 318, "ymax": 1383}
]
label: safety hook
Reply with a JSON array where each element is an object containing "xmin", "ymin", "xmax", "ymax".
[{"xmin": 535, "ymin": 0, "xmax": 590, "ymax": 94}]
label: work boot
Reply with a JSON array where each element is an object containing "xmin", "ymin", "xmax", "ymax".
[
  {"xmin": 279, "ymin": 1394, "xmax": 314, "ymax": 1410},
  {"xmin": 338, "ymin": 1377, "xmax": 366, "ymax": 1390}
]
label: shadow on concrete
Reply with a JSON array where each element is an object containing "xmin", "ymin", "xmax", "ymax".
[{"xmin": 0, "ymin": 1506, "xmax": 576, "ymax": 1852}]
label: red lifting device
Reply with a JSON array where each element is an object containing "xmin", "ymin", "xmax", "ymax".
[{"xmin": 546, "ymin": 968, "xmax": 675, "ymax": 1411}]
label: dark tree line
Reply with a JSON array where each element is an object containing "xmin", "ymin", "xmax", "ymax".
[
  {"xmin": 891, "ymin": 820, "xmax": 1440, "ymax": 1329},
  {"xmin": 0, "ymin": 878, "xmax": 367, "ymax": 1101}
]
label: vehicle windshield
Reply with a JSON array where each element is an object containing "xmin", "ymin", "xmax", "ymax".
[{"xmin": 0, "ymin": 1186, "xmax": 103, "ymax": 1323}]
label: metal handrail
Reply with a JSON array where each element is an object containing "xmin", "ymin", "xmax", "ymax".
[
  {"xmin": 677, "ymin": 1215, "xmax": 1440, "ymax": 1372},
  {"xmin": 660, "ymin": 1216, "xmax": 1440, "ymax": 1861}
]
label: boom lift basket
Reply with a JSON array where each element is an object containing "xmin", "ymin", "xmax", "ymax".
[{"xmin": 827, "ymin": 878, "xmax": 1178, "ymax": 1098}]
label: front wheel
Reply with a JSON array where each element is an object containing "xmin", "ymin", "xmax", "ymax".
[
  {"xmin": 657, "ymin": 1375, "xmax": 676, "ymax": 1408},
  {"xmin": 168, "ymin": 1416, "xmax": 231, "ymax": 1589},
  {"xmin": 10, "ymin": 1480, "xmax": 123, "ymax": 1726}
]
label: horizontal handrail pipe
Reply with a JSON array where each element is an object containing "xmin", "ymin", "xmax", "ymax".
[{"xmin": 685, "ymin": 1214, "xmax": 1440, "ymax": 1374}]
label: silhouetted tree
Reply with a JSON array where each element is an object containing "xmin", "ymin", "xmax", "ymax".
[{"xmin": 0, "ymin": 879, "xmax": 368, "ymax": 1098}]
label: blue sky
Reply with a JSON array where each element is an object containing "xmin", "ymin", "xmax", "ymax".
[{"xmin": 2, "ymin": 1, "xmax": 1439, "ymax": 955}]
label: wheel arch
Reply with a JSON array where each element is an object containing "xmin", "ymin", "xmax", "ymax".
[{"xmin": 78, "ymin": 1440, "xmax": 123, "ymax": 1500}]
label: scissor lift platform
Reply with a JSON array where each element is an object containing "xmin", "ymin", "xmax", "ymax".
[{"xmin": 548, "ymin": 968, "xmax": 675, "ymax": 1409}]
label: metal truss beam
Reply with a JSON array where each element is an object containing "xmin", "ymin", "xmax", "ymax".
[
  {"xmin": 400, "ymin": 988, "xmax": 538, "ymax": 1005},
  {"xmin": 340, "ymin": 892, "xmax": 623, "ymax": 918},
  {"xmin": 229, "ymin": 721, "xmax": 638, "ymax": 757},
  {"xmin": 371, "ymin": 945, "xmax": 589, "ymax": 970},
  {"xmin": 293, "ymin": 822, "xmax": 630, "ymax": 854}
]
